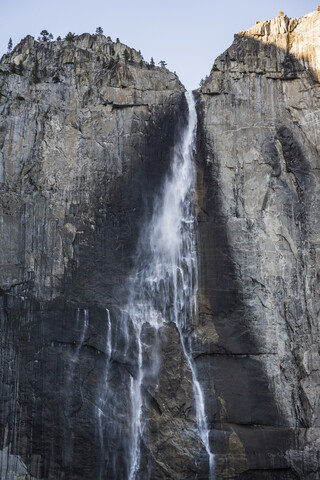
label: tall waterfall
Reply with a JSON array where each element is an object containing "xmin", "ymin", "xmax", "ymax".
[{"xmin": 124, "ymin": 91, "xmax": 215, "ymax": 479}]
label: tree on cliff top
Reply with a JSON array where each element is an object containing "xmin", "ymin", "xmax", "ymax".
[
  {"xmin": 7, "ymin": 38, "xmax": 13, "ymax": 53},
  {"xmin": 96, "ymin": 26, "xmax": 103, "ymax": 35},
  {"xmin": 65, "ymin": 32, "xmax": 76, "ymax": 42},
  {"xmin": 39, "ymin": 30, "xmax": 54, "ymax": 42}
]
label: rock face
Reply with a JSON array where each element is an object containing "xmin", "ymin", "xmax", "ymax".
[
  {"xmin": 0, "ymin": 10, "xmax": 320, "ymax": 480},
  {"xmin": 196, "ymin": 10, "xmax": 320, "ymax": 479},
  {"xmin": 0, "ymin": 34, "xmax": 200, "ymax": 479}
]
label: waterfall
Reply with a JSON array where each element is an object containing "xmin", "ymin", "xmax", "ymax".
[{"xmin": 124, "ymin": 91, "xmax": 215, "ymax": 479}]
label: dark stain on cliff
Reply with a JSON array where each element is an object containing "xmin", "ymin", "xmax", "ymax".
[
  {"xmin": 276, "ymin": 125, "xmax": 310, "ymax": 188},
  {"xmin": 194, "ymin": 95, "xmax": 285, "ymax": 456}
]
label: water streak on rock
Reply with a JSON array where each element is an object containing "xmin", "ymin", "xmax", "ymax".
[{"xmin": 124, "ymin": 91, "xmax": 214, "ymax": 479}]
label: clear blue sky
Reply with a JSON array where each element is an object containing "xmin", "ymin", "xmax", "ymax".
[{"xmin": 0, "ymin": 0, "xmax": 317, "ymax": 89}]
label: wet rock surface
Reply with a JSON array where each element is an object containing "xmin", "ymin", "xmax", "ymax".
[
  {"xmin": 1, "ymin": 10, "xmax": 320, "ymax": 480},
  {"xmin": 0, "ymin": 34, "xmax": 198, "ymax": 479},
  {"xmin": 196, "ymin": 10, "xmax": 320, "ymax": 480}
]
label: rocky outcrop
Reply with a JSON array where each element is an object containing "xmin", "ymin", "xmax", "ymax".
[
  {"xmin": 0, "ymin": 34, "xmax": 198, "ymax": 479},
  {"xmin": 196, "ymin": 10, "xmax": 320, "ymax": 479}
]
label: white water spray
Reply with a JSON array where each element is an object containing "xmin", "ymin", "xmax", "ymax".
[{"xmin": 126, "ymin": 91, "xmax": 215, "ymax": 479}]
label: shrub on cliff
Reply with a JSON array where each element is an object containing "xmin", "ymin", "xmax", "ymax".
[
  {"xmin": 199, "ymin": 75, "xmax": 208, "ymax": 87},
  {"xmin": 123, "ymin": 49, "xmax": 130, "ymax": 62},
  {"xmin": 65, "ymin": 32, "xmax": 76, "ymax": 42},
  {"xmin": 96, "ymin": 26, "xmax": 103, "ymax": 35}
]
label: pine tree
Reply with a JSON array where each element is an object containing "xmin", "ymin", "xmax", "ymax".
[
  {"xmin": 150, "ymin": 57, "xmax": 155, "ymax": 68},
  {"xmin": 40, "ymin": 30, "xmax": 53, "ymax": 42},
  {"xmin": 65, "ymin": 32, "xmax": 76, "ymax": 42},
  {"xmin": 7, "ymin": 37, "xmax": 13, "ymax": 53},
  {"xmin": 123, "ymin": 48, "xmax": 130, "ymax": 62}
]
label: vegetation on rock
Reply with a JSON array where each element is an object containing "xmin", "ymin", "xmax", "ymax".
[
  {"xmin": 7, "ymin": 37, "xmax": 13, "ymax": 53},
  {"xmin": 38, "ymin": 30, "xmax": 54, "ymax": 42},
  {"xmin": 123, "ymin": 48, "xmax": 130, "ymax": 62},
  {"xmin": 65, "ymin": 32, "xmax": 76, "ymax": 42}
]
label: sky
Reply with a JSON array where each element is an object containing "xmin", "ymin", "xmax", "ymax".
[{"xmin": 0, "ymin": 0, "xmax": 317, "ymax": 89}]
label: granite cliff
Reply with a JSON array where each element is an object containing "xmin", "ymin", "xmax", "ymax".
[
  {"xmin": 0, "ymin": 34, "xmax": 196, "ymax": 479},
  {"xmin": 0, "ymin": 10, "xmax": 319, "ymax": 480},
  {"xmin": 196, "ymin": 10, "xmax": 320, "ymax": 479}
]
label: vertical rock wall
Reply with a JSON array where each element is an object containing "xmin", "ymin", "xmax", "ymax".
[
  {"xmin": 0, "ymin": 35, "xmax": 199, "ymax": 479},
  {"xmin": 196, "ymin": 11, "xmax": 320, "ymax": 479}
]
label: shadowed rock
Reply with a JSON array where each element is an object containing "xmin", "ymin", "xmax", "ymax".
[{"xmin": 196, "ymin": 9, "xmax": 320, "ymax": 480}]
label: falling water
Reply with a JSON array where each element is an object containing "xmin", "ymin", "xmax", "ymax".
[{"xmin": 124, "ymin": 91, "xmax": 215, "ymax": 479}]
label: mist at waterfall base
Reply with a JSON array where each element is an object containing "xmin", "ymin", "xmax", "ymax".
[{"xmin": 95, "ymin": 92, "xmax": 215, "ymax": 479}]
